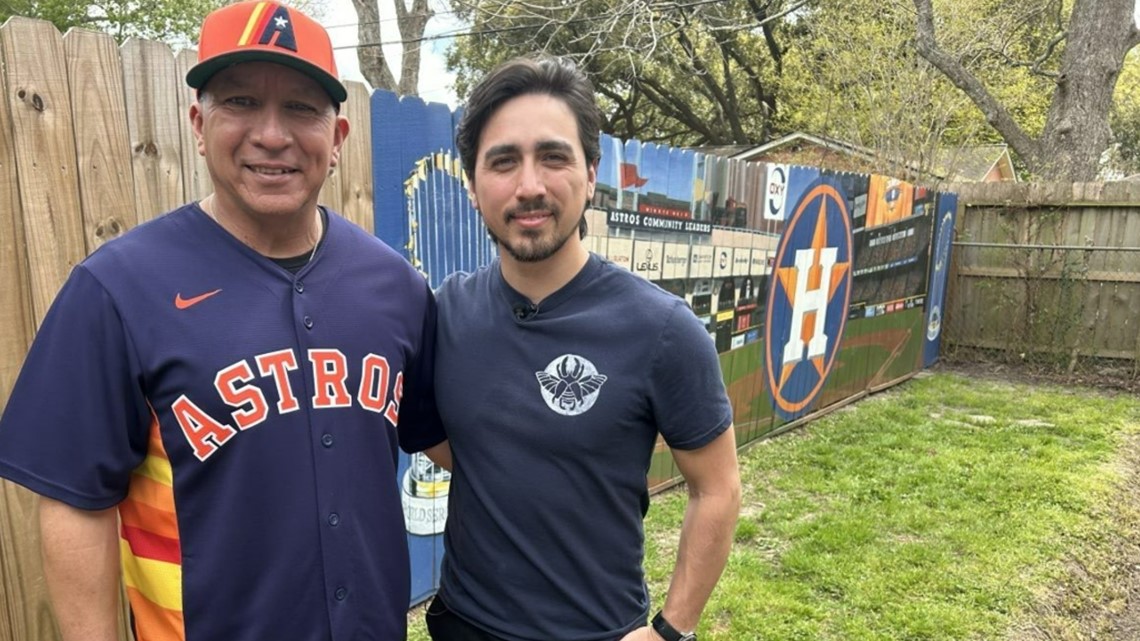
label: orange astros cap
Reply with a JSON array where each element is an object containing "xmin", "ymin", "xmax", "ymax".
[{"xmin": 186, "ymin": 1, "xmax": 347, "ymax": 104}]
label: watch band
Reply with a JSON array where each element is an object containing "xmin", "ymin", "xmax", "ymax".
[{"xmin": 651, "ymin": 610, "xmax": 697, "ymax": 641}]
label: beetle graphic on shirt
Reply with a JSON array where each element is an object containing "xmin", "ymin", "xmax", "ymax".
[{"xmin": 535, "ymin": 354, "xmax": 607, "ymax": 416}]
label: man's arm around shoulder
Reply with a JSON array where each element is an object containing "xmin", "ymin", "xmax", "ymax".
[
  {"xmin": 623, "ymin": 425, "xmax": 742, "ymax": 640},
  {"xmin": 39, "ymin": 496, "xmax": 122, "ymax": 641}
]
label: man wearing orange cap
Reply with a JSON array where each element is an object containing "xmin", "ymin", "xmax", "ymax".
[{"xmin": 0, "ymin": 2, "xmax": 444, "ymax": 640}]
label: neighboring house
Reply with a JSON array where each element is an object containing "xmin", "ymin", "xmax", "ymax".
[
  {"xmin": 930, "ymin": 144, "xmax": 1018, "ymax": 182},
  {"xmin": 701, "ymin": 132, "xmax": 1017, "ymax": 183}
]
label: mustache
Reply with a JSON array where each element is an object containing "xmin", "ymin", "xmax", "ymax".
[{"xmin": 506, "ymin": 200, "xmax": 560, "ymax": 218}]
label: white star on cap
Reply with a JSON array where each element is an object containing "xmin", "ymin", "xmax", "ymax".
[{"xmin": 274, "ymin": 16, "xmax": 288, "ymax": 29}]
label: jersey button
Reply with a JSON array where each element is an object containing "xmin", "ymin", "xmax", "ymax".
[
  {"xmin": 334, "ymin": 587, "xmax": 347, "ymax": 601},
  {"xmin": 321, "ymin": 433, "xmax": 334, "ymax": 447},
  {"xmin": 328, "ymin": 512, "xmax": 340, "ymax": 527},
  {"xmin": 303, "ymin": 315, "xmax": 314, "ymax": 329},
  {"xmin": 295, "ymin": 281, "xmax": 305, "ymax": 293}
]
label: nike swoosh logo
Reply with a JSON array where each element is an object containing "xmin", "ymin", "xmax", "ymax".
[{"xmin": 175, "ymin": 289, "xmax": 222, "ymax": 310}]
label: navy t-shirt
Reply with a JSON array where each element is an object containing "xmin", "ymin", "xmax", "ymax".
[{"xmin": 434, "ymin": 253, "xmax": 733, "ymax": 641}]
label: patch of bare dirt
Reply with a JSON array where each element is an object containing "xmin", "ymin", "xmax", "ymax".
[{"xmin": 938, "ymin": 356, "xmax": 1140, "ymax": 396}]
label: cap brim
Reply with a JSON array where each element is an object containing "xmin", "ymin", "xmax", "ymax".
[{"xmin": 187, "ymin": 51, "xmax": 348, "ymax": 104}]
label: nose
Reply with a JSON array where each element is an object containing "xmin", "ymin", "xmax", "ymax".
[
  {"xmin": 250, "ymin": 107, "xmax": 292, "ymax": 150},
  {"xmin": 514, "ymin": 159, "xmax": 546, "ymax": 201}
]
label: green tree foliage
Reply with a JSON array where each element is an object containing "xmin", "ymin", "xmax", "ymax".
[
  {"xmin": 1110, "ymin": 48, "xmax": 1140, "ymax": 176},
  {"xmin": 447, "ymin": 0, "xmax": 803, "ymax": 146},
  {"xmin": 777, "ymin": 0, "xmax": 1055, "ymax": 178},
  {"xmin": 449, "ymin": 0, "xmax": 1140, "ymax": 181}
]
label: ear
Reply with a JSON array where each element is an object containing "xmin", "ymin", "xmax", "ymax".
[
  {"xmin": 466, "ymin": 174, "xmax": 478, "ymax": 210},
  {"xmin": 190, "ymin": 101, "xmax": 206, "ymax": 156},
  {"xmin": 586, "ymin": 160, "xmax": 598, "ymax": 201},
  {"xmin": 329, "ymin": 115, "xmax": 350, "ymax": 167}
]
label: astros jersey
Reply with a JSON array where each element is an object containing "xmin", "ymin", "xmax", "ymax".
[
  {"xmin": 0, "ymin": 204, "xmax": 444, "ymax": 641},
  {"xmin": 432, "ymin": 253, "xmax": 733, "ymax": 641}
]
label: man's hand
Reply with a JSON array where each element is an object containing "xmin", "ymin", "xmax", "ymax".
[{"xmin": 423, "ymin": 439, "xmax": 453, "ymax": 471}]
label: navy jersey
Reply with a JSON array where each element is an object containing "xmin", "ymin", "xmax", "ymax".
[
  {"xmin": 0, "ymin": 204, "xmax": 444, "ymax": 641},
  {"xmin": 433, "ymin": 253, "xmax": 733, "ymax": 641}
]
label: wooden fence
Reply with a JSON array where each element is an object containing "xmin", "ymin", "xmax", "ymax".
[
  {"xmin": 0, "ymin": 17, "xmax": 375, "ymax": 641},
  {"xmin": 945, "ymin": 182, "xmax": 1140, "ymax": 371}
]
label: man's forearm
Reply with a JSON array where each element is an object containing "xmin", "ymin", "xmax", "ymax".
[
  {"xmin": 39, "ymin": 497, "xmax": 122, "ymax": 641},
  {"xmin": 423, "ymin": 440, "xmax": 453, "ymax": 471},
  {"xmin": 660, "ymin": 485, "xmax": 741, "ymax": 631}
]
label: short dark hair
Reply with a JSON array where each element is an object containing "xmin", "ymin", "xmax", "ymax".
[{"xmin": 456, "ymin": 55, "xmax": 602, "ymax": 238}]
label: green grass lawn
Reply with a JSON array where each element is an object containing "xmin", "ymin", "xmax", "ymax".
[{"xmin": 408, "ymin": 371, "xmax": 1140, "ymax": 641}]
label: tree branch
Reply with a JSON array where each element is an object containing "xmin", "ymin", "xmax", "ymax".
[
  {"xmin": 638, "ymin": 74, "xmax": 722, "ymax": 142},
  {"xmin": 912, "ymin": 0, "xmax": 1041, "ymax": 165},
  {"xmin": 597, "ymin": 82, "xmax": 638, "ymax": 137},
  {"xmin": 721, "ymin": 36, "xmax": 775, "ymax": 140},
  {"xmin": 990, "ymin": 28, "xmax": 1066, "ymax": 79},
  {"xmin": 671, "ymin": 25, "xmax": 734, "ymax": 132}
]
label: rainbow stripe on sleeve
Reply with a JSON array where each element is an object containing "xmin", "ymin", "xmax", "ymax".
[{"xmin": 120, "ymin": 414, "xmax": 185, "ymax": 640}]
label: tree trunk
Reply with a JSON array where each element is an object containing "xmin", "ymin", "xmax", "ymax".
[
  {"xmin": 913, "ymin": 0, "xmax": 1140, "ymax": 180},
  {"xmin": 352, "ymin": 0, "xmax": 397, "ymax": 92},
  {"xmin": 395, "ymin": 0, "xmax": 432, "ymax": 96},
  {"xmin": 1038, "ymin": 0, "xmax": 1138, "ymax": 180}
]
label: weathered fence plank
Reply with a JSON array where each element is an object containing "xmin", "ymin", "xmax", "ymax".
[
  {"xmin": 0, "ymin": 21, "xmax": 42, "ymax": 641},
  {"xmin": 0, "ymin": 17, "xmax": 86, "ymax": 325},
  {"xmin": 121, "ymin": 38, "xmax": 184, "ymax": 220},
  {"xmin": 64, "ymin": 29, "xmax": 138, "ymax": 248},
  {"xmin": 339, "ymin": 80, "xmax": 374, "ymax": 233},
  {"xmin": 0, "ymin": 24, "xmax": 33, "ymax": 408},
  {"xmin": 173, "ymin": 48, "xmax": 211, "ymax": 204}
]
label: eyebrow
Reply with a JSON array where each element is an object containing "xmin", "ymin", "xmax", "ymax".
[{"xmin": 482, "ymin": 140, "xmax": 575, "ymax": 162}]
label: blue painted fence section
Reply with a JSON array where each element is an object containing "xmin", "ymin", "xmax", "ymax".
[
  {"xmin": 924, "ymin": 193, "xmax": 959, "ymax": 367},
  {"xmin": 369, "ymin": 89, "xmax": 959, "ymax": 607}
]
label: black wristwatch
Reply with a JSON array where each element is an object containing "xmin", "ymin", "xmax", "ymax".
[{"xmin": 651, "ymin": 610, "xmax": 697, "ymax": 641}]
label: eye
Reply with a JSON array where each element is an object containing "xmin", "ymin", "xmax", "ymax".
[
  {"xmin": 286, "ymin": 101, "xmax": 320, "ymax": 114},
  {"xmin": 488, "ymin": 156, "xmax": 516, "ymax": 170},
  {"xmin": 223, "ymin": 96, "xmax": 257, "ymax": 108}
]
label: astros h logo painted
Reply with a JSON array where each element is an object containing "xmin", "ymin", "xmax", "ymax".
[{"xmin": 765, "ymin": 179, "xmax": 853, "ymax": 420}]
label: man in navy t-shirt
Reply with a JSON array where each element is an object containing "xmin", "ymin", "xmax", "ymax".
[{"xmin": 417, "ymin": 55, "xmax": 742, "ymax": 641}]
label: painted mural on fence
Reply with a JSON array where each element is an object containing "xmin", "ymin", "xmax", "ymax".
[{"xmin": 368, "ymin": 91, "xmax": 957, "ymax": 606}]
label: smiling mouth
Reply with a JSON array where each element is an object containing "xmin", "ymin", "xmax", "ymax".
[
  {"xmin": 511, "ymin": 213, "xmax": 552, "ymax": 228},
  {"xmin": 248, "ymin": 166, "xmax": 297, "ymax": 175}
]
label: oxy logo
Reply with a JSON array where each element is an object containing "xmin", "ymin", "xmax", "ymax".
[
  {"xmin": 764, "ymin": 179, "xmax": 853, "ymax": 420},
  {"xmin": 536, "ymin": 354, "xmax": 607, "ymax": 416},
  {"xmin": 765, "ymin": 164, "xmax": 788, "ymax": 221}
]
